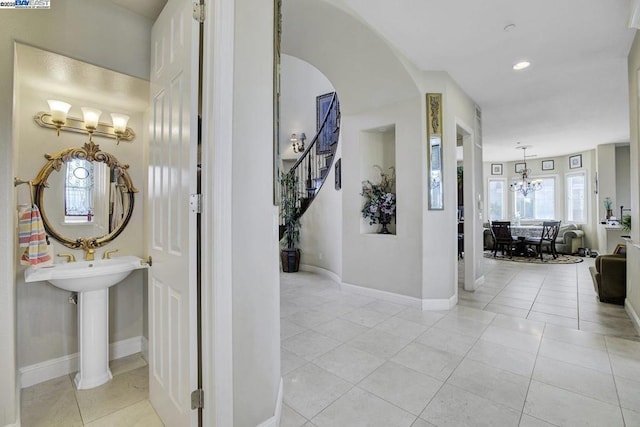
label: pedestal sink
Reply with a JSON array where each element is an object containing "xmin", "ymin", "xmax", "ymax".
[{"xmin": 25, "ymin": 256, "xmax": 148, "ymax": 389}]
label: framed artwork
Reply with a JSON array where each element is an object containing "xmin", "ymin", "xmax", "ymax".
[
  {"xmin": 515, "ymin": 163, "xmax": 526, "ymax": 173},
  {"xmin": 542, "ymin": 160, "xmax": 554, "ymax": 171},
  {"xmin": 426, "ymin": 93, "xmax": 444, "ymax": 210},
  {"xmin": 569, "ymin": 154, "xmax": 582, "ymax": 169},
  {"xmin": 491, "ymin": 164, "xmax": 502, "ymax": 175},
  {"xmin": 316, "ymin": 92, "xmax": 339, "ymax": 154},
  {"xmin": 334, "ymin": 158, "xmax": 341, "ymax": 190}
]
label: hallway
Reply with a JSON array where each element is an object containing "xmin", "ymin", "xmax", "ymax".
[{"xmin": 280, "ymin": 263, "xmax": 640, "ymax": 426}]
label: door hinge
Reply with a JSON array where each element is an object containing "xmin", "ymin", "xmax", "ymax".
[
  {"xmin": 191, "ymin": 388, "xmax": 204, "ymax": 409},
  {"xmin": 190, "ymin": 193, "xmax": 202, "ymax": 214},
  {"xmin": 193, "ymin": 1, "xmax": 205, "ymax": 23}
]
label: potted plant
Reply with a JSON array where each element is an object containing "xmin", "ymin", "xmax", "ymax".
[
  {"xmin": 622, "ymin": 214, "xmax": 631, "ymax": 233},
  {"xmin": 280, "ymin": 172, "xmax": 301, "ymax": 272},
  {"xmin": 604, "ymin": 197, "xmax": 613, "ymax": 219},
  {"xmin": 361, "ymin": 165, "xmax": 396, "ymax": 234}
]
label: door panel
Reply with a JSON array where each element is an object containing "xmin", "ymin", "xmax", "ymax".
[{"xmin": 148, "ymin": 0, "xmax": 198, "ymax": 425}]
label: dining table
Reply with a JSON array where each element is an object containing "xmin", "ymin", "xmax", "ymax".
[
  {"xmin": 510, "ymin": 225, "xmax": 543, "ymax": 256},
  {"xmin": 510, "ymin": 225, "xmax": 543, "ymax": 239}
]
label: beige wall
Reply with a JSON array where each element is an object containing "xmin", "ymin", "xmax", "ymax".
[
  {"xmin": 0, "ymin": 3, "xmax": 152, "ymax": 424},
  {"xmin": 626, "ymin": 31, "xmax": 640, "ymax": 332},
  {"xmin": 14, "ymin": 54, "xmax": 147, "ymax": 367},
  {"xmin": 283, "ymin": 1, "xmax": 481, "ymax": 304}
]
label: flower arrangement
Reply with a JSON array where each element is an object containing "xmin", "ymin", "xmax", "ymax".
[{"xmin": 361, "ymin": 165, "xmax": 396, "ymax": 233}]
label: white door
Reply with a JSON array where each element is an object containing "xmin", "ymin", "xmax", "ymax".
[{"xmin": 148, "ymin": 0, "xmax": 199, "ymax": 425}]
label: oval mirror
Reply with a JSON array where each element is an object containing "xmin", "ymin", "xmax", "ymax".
[{"xmin": 34, "ymin": 140, "xmax": 137, "ymax": 251}]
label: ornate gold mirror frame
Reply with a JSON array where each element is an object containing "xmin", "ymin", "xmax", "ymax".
[
  {"xmin": 427, "ymin": 93, "xmax": 444, "ymax": 210},
  {"xmin": 33, "ymin": 140, "xmax": 138, "ymax": 253}
]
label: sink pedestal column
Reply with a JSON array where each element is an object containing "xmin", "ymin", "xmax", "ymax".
[{"xmin": 74, "ymin": 288, "xmax": 112, "ymax": 389}]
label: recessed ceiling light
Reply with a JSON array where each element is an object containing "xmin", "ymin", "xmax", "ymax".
[
  {"xmin": 513, "ymin": 61, "xmax": 531, "ymax": 71},
  {"xmin": 504, "ymin": 24, "xmax": 516, "ymax": 32}
]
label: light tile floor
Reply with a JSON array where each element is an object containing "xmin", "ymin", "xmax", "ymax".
[
  {"xmin": 281, "ymin": 257, "xmax": 640, "ymax": 427},
  {"xmin": 21, "ymin": 256, "xmax": 640, "ymax": 427},
  {"xmin": 21, "ymin": 354, "xmax": 162, "ymax": 427}
]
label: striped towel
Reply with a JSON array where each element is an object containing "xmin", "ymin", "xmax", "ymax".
[{"xmin": 18, "ymin": 205, "xmax": 52, "ymax": 267}]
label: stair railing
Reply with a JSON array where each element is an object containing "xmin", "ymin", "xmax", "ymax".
[{"xmin": 281, "ymin": 92, "xmax": 340, "ymax": 229}]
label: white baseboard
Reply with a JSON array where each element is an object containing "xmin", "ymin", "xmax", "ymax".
[
  {"xmin": 19, "ymin": 336, "xmax": 144, "ymax": 389},
  {"xmin": 341, "ymin": 281, "xmax": 457, "ymax": 311},
  {"xmin": 299, "ymin": 264, "xmax": 341, "ymax": 284},
  {"xmin": 141, "ymin": 336, "xmax": 149, "ymax": 361},
  {"xmin": 341, "ymin": 281, "xmax": 422, "ymax": 309},
  {"xmin": 256, "ymin": 377, "xmax": 283, "ymax": 427},
  {"xmin": 10, "ymin": 381, "xmax": 20, "ymax": 427},
  {"xmin": 626, "ymin": 299, "xmax": 640, "ymax": 336},
  {"xmin": 422, "ymin": 294, "xmax": 458, "ymax": 311}
]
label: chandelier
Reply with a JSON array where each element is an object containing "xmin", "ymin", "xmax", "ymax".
[{"xmin": 510, "ymin": 146, "xmax": 541, "ymax": 197}]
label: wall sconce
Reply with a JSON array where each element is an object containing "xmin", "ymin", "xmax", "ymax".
[
  {"xmin": 47, "ymin": 100, "xmax": 71, "ymax": 136},
  {"xmin": 81, "ymin": 107, "xmax": 102, "ymax": 137},
  {"xmin": 291, "ymin": 132, "xmax": 306, "ymax": 153},
  {"xmin": 35, "ymin": 100, "xmax": 135, "ymax": 143},
  {"xmin": 110, "ymin": 113, "xmax": 130, "ymax": 144}
]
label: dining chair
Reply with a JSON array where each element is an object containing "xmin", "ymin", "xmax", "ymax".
[
  {"xmin": 525, "ymin": 220, "xmax": 561, "ymax": 260},
  {"xmin": 490, "ymin": 221, "xmax": 517, "ymax": 258}
]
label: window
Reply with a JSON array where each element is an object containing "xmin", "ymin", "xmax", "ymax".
[
  {"xmin": 487, "ymin": 179, "xmax": 505, "ymax": 220},
  {"xmin": 514, "ymin": 177, "xmax": 555, "ymax": 220},
  {"xmin": 65, "ymin": 158, "xmax": 95, "ymax": 219},
  {"xmin": 566, "ymin": 172, "xmax": 586, "ymax": 223}
]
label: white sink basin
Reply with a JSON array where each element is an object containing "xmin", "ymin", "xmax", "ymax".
[
  {"xmin": 24, "ymin": 255, "xmax": 148, "ymax": 389},
  {"xmin": 24, "ymin": 255, "xmax": 146, "ymax": 292}
]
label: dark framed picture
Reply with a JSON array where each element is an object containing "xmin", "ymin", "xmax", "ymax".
[
  {"xmin": 569, "ymin": 154, "xmax": 582, "ymax": 169},
  {"xmin": 334, "ymin": 158, "xmax": 341, "ymax": 190},
  {"xmin": 515, "ymin": 163, "xmax": 526, "ymax": 173},
  {"xmin": 316, "ymin": 92, "xmax": 339, "ymax": 154},
  {"xmin": 491, "ymin": 164, "xmax": 502, "ymax": 175},
  {"xmin": 542, "ymin": 160, "xmax": 554, "ymax": 171}
]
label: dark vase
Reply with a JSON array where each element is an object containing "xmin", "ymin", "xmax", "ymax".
[{"xmin": 378, "ymin": 214, "xmax": 391, "ymax": 234}]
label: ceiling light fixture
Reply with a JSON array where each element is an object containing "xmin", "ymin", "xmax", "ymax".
[
  {"xmin": 510, "ymin": 146, "xmax": 541, "ymax": 197},
  {"xmin": 503, "ymin": 24, "xmax": 516, "ymax": 32},
  {"xmin": 513, "ymin": 61, "xmax": 531, "ymax": 71}
]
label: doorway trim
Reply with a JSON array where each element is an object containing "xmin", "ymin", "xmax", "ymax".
[
  {"xmin": 455, "ymin": 118, "xmax": 484, "ymax": 292},
  {"xmin": 201, "ymin": 0, "xmax": 235, "ymax": 425}
]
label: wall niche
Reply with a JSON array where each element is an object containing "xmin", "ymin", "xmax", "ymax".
[{"xmin": 359, "ymin": 124, "xmax": 396, "ymax": 235}]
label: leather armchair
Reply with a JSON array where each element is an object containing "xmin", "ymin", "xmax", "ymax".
[{"xmin": 590, "ymin": 254, "xmax": 626, "ymax": 304}]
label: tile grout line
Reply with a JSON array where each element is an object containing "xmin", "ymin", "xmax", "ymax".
[
  {"xmin": 603, "ymin": 337, "xmax": 628, "ymax": 426},
  {"xmin": 517, "ymin": 321, "xmax": 546, "ymax": 426}
]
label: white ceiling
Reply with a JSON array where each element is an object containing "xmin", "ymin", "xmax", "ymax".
[
  {"xmin": 107, "ymin": 0, "xmax": 635, "ymax": 161},
  {"xmin": 335, "ymin": 0, "xmax": 636, "ymax": 161}
]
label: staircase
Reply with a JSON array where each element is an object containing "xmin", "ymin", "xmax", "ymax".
[{"xmin": 280, "ymin": 92, "xmax": 340, "ymax": 239}]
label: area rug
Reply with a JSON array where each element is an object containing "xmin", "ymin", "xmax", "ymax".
[{"xmin": 483, "ymin": 251, "xmax": 584, "ymax": 264}]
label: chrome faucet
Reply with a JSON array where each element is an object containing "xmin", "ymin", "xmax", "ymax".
[{"xmin": 103, "ymin": 249, "xmax": 119, "ymax": 260}]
